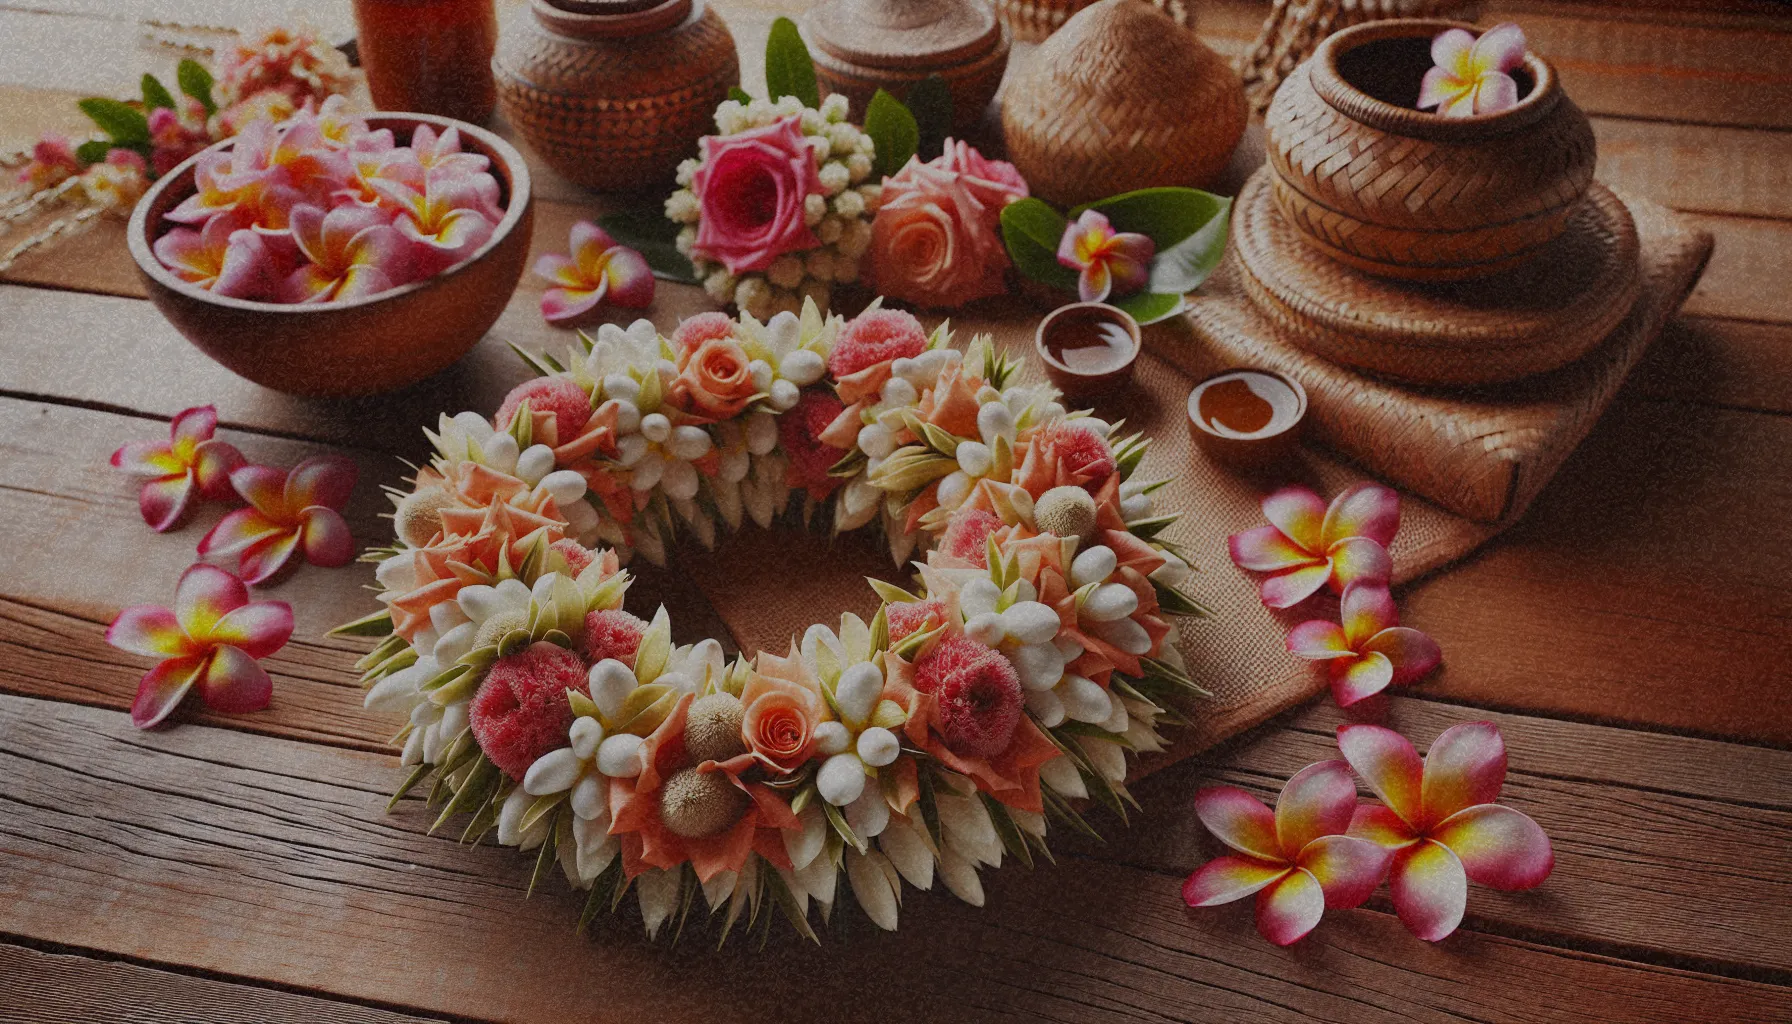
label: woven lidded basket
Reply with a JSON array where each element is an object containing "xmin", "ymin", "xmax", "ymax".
[
  {"xmin": 802, "ymin": 0, "xmax": 1009, "ymax": 136},
  {"xmin": 1001, "ymin": 0, "xmax": 1246, "ymax": 208},
  {"xmin": 994, "ymin": 0, "xmax": 1191, "ymax": 43},
  {"xmin": 1265, "ymin": 18, "xmax": 1596, "ymax": 281}
]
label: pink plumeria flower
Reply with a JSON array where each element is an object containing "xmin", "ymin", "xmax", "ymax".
[
  {"xmin": 199, "ymin": 455, "xmax": 358, "ymax": 584},
  {"xmin": 153, "ymin": 208, "xmax": 278, "ymax": 300},
  {"xmin": 1183, "ymin": 761, "xmax": 1392, "ymax": 945},
  {"xmin": 165, "ymin": 146, "xmax": 267, "ymax": 225},
  {"xmin": 106, "ymin": 563, "xmax": 294, "ymax": 729},
  {"xmin": 1056, "ymin": 209, "xmax": 1154, "ymax": 303},
  {"xmin": 373, "ymin": 169, "xmax": 498, "ymax": 276},
  {"xmin": 110, "ymin": 405, "xmax": 247, "ymax": 532},
  {"xmin": 1229, "ymin": 483, "xmax": 1398, "ymax": 608},
  {"xmin": 534, "ymin": 221, "xmax": 655, "ymax": 326},
  {"xmin": 1419, "ymin": 23, "xmax": 1527, "ymax": 118},
  {"xmin": 409, "ymin": 123, "xmax": 491, "ymax": 178},
  {"xmin": 335, "ymin": 145, "xmax": 424, "ymax": 211},
  {"xmin": 1289, "ymin": 583, "xmax": 1442, "ymax": 706},
  {"xmin": 18, "ymin": 133, "xmax": 81, "ymax": 190},
  {"xmin": 1340, "ymin": 722, "xmax": 1554, "ymax": 941},
  {"xmin": 280, "ymin": 203, "xmax": 413, "ymax": 303}
]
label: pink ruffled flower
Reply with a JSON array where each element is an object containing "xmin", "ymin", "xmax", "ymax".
[
  {"xmin": 153, "ymin": 208, "xmax": 278, "ymax": 300},
  {"xmin": 110, "ymin": 405, "xmax": 247, "ymax": 532},
  {"xmin": 868, "ymin": 139, "xmax": 1026, "ymax": 309},
  {"xmin": 213, "ymin": 23, "xmax": 355, "ymax": 110},
  {"xmin": 199, "ymin": 455, "xmax": 358, "ymax": 584},
  {"xmin": 106, "ymin": 563, "xmax": 294, "ymax": 729},
  {"xmin": 1340, "ymin": 722, "xmax": 1554, "ymax": 941},
  {"xmin": 533, "ymin": 221, "xmax": 654, "ymax": 325},
  {"xmin": 279, "ymin": 203, "xmax": 413, "ymax": 303},
  {"xmin": 691, "ymin": 116, "xmax": 823, "ymax": 275},
  {"xmin": 1228, "ymin": 483, "xmax": 1398, "ymax": 608},
  {"xmin": 1288, "ymin": 583, "xmax": 1442, "ymax": 706},
  {"xmin": 17, "ymin": 133, "xmax": 81, "ymax": 190},
  {"xmin": 1056, "ymin": 209, "xmax": 1153, "ymax": 304},
  {"xmin": 1183, "ymin": 761, "xmax": 1393, "ymax": 945},
  {"xmin": 1419, "ymin": 23, "xmax": 1528, "ymax": 118},
  {"xmin": 373, "ymin": 168, "xmax": 499, "ymax": 276}
]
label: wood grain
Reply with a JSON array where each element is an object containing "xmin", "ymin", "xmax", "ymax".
[{"xmin": 4, "ymin": 693, "xmax": 1790, "ymax": 1024}]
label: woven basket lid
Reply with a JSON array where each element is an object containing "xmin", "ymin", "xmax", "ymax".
[{"xmin": 805, "ymin": 0, "xmax": 1003, "ymax": 72}]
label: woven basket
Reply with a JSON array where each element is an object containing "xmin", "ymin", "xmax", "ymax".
[
  {"xmin": 493, "ymin": 0, "xmax": 739, "ymax": 192},
  {"xmin": 1233, "ymin": 169, "xmax": 1641, "ymax": 387},
  {"xmin": 994, "ymin": 0, "xmax": 1191, "ymax": 43},
  {"xmin": 1237, "ymin": 0, "xmax": 1479, "ymax": 116},
  {"xmin": 1000, "ymin": 0, "xmax": 1246, "ymax": 207},
  {"xmin": 1265, "ymin": 19, "xmax": 1596, "ymax": 281},
  {"xmin": 803, "ymin": 0, "xmax": 1009, "ymax": 136}
]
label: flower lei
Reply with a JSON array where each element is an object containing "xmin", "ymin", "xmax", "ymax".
[{"xmin": 336, "ymin": 299, "xmax": 1208, "ymax": 937}]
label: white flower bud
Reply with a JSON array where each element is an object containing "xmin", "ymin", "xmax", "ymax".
[
  {"xmin": 1083, "ymin": 582, "xmax": 1140, "ymax": 623},
  {"xmin": 835, "ymin": 661, "xmax": 884, "ymax": 725},
  {"xmin": 958, "ymin": 577, "xmax": 1001, "ymax": 619},
  {"xmin": 964, "ymin": 612, "xmax": 1006, "ymax": 647},
  {"xmin": 630, "ymin": 451, "xmax": 665, "ymax": 491},
  {"xmin": 455, "ymin": 583, "xmax": 502, "ymax": 622},
  {"xmin": 1009, "ymin": 641, "xmax": 1066, "ymax": 692},
  {"xmin": 524, "ymin": 747, "xmax": 583, "ymax": 795},
  {"xmin": 817, "ymin": 752, "xmax": 866, "ymax": 806},
  {"xmin": 597, "ymin": 732, "xmax": 645, "ymax": 777},
  {"xmin": 516, "ymin": 443, "xmax": 556, "ymax": 485},
  {"xmin": 880, "ymin": 377, "xmax": 918, "ymax": 406},
  {"xmin": 668, "ymin": 425, "xmax": 713, "ymax": 461},
  {"xmin": 769, "ymin": 379, "xmax": 800, "ymax": 410},
  {"xmin": 540, "ymin": 469, "xmax": 587, "ymax": 506},
  {"xmin": 587, "ymin": 659, "xmax": 637, "ymax": 719},
  {"xmin": 977, "ymin": 402, "xmax": 1016, "ymax": 446},
  {"xmin": 660, "ymin": 457, "xmax": 700, "ymax": 501},
  {"xmin": 483, "ymin": 431, "xmax": 519, "ymax": 474},
  {"xmin": 856, "ymin": 726, "xmax": 900, "ymax": 767},
  {"xmin": 845, "ymin": 785, "xmax": 890, "ymax": 839},
  {"xmin": 570, "ymin": 716, "xmax": 605, "ymax": 760},
  {"xmin": 571, "ymin": 773, "xmax": 606, "ymax": 820},
  {"xmin": 813, "ymin": 719, "xmax": 852, "ymax": 757},
  {"xmin": 1039, "ymin": 755, "xmax": 1087, "ymax": 799},
  {"xmin": 1071, "ymin": 545, "xmax": 1118, "ymax": 589},
  {"xmin": 780, "ymin": 349, "xmax": 825, "ymax": 386},
  {"xmin": 935, "ymin": 470, "xmax": 973, "ymax": 510},
  {"xmin": 1058, "ymin": 673, "xmax": 1112, "ymax": 724},
  {"xmin": 999, "ymin": 601, "xmax": 1061, "ymax": 646},
  {"xmin": 640, "ymin": 412, "xmax": 671, "ymax": 443},
  {"xmin": 745, "ymin": 411, "xmax": 778, "ymax": 455},
  {"xmin": 1092, "ymin": 615, "xmax": 1153, "ymax": 656},
  {"xmin": 1121, "ymin": 492, "xmax": 1152, "ymax": 520},
  {"xmin": 1027, "ymin": 685, "xmax": 1066, "ymax": 727},
  {"xmin": 955, "ymin": 441, "xmax": 992, "ymax": 478},
  {"xmin": 803, "ymin": 191, "xmax": 826, "ymax": 226},
  {"xmin": 747, "ymin": 358, "xmax": 774, "ymax": 392}
]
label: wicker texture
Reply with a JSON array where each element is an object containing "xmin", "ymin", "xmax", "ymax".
[
  {"xmin": 1000, "ymin": 0, "xmax": 1247, "ymax": 207},
  {"xmin": 1237, "ymin": 0, "xmax": 1477, "ymax": 116},
  {"xmin": 804, "ymin": 0, "xmax": 1010, "ymax": 135},
  {"xmin": 1234, "ymin": 171, "xmax": 1641, "ymax": 386},
  {"xmin": 493, "ymin": 0, "xmax": 739, "ymax": 192},
  {"xmin": 1265, "ymin": 21, "xmax": 1597, "ymax": 280},
  {"xmin": 994, "ymin": 0, "xmax": 1191, "ymax": 43}
]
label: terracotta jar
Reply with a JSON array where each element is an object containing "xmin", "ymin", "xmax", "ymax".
[
  {"xmin": 802, "ymin": 0, "xmax": 1009, "ymax": 137},
  {"xmin": 493, "ymin": 0, "xmax": 739, "ymax": 192},
  {"xmin": 1264, "ymin": 18, "xmax": 1596, "ymax": 281},
  {"xmin": 354, "ymin": 0, "xmax": 499, "ymax": 123}
]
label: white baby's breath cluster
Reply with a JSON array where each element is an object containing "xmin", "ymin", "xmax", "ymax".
[{"xmin": 666, "ymin": 93, "xmax": 881, "ymax": 321}]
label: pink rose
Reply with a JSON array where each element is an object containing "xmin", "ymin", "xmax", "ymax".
[
  {"xmin": 868, "ymin": 139, "xmax": 1027, "ymax": 309},
  {"xmin": 691, "ymin": 116, "xmax": 823, "ymax": 275}
]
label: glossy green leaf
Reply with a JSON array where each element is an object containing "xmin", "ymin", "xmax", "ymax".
[
  {"xmin": 764, "ymin": 17, "xmax": 819, "ymax": 109},
  {"xmin": 864, "ymin": 88, "xmax": 918, "ymax": 179},
  {"xmin": 176, "ymin": 58, "xmax": 216, "ymax": 115},
  {"xmin": 595, "ymin": 207, "xmax": 698, "ymax": 282},
  {"xmin": 141, "ymin": 74, "xmax": 176, "ymax": 111},
  {"xmin": 79, "ymin": 98, "xmax": 148, "ymax": 145},
  {"xmin": 1145, "ymin": 194, "xmax": 1232, "ymax": 294},
  {"xmin": 907, "ymin": 74, "xmax": 953, "ymax": 160},
  {"xmin": 74, "ymin": 139, "xmax": 111, "ymax": 165},
  {"xmin": 1080, "ymin": 187, "xmax": 1232, "ymax": 295},
  {"xmin": 728, "ymin": 85, "xmax": 752, "ymax": 104},
  {"xmin": 1112, "ymin": 290, "xmax": 1185, "ymax": 325},
  {"xmin": 1000, "ymin": 198, "xmax": 1076, "ymax": 291}
]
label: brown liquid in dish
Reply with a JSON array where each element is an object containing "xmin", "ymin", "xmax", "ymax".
[
  {"xmin": 1042, "ymin": 305, "xmax": 1136, "ymax": 374},
  {"xmin": 1198, "ymin": 377, "xmax": 1277, "ymax": 435}
]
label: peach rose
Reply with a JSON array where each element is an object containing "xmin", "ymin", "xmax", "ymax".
[
  {"xmin": 868, "ymin": 140, "xmax": 1027, "ymax": 309},
  {"xmin": 672, "ymin": 336, "xmax": 757, "ymax": 420},
  {"xmin": 739, "ymin": 665, "xmax": 825, "ymax": 773}
]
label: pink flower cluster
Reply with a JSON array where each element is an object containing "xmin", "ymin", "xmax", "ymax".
[{"xmin": 152, "ymin": 100, "xmax": 504, "ymax": 303}]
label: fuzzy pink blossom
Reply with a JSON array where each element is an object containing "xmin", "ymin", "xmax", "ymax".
[
  {"xmin": 778, "ymin": 389, "xmax": 850, "ymax": 499},
  {"xmin": 827, "ymin": 307, "xmax": 928, "ymax": 379},
  {"xmin": 470, "ymin": 641, "xmax": 581, "ymax": 781},
  {"xmin": 914, "ymin": 633, "xmax": 1024, "ymax": 760}
]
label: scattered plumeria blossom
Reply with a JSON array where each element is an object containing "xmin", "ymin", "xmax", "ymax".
[
  {"xmin": 534, "ymin": 220, "xmax": 654, "ymax": 326},
  {"xmin": 106, "ymin": 563, "xmax": 294, "ymax": 728},
  {"xmin": 1229, "ymin": 483, "xmax": 1398, "ymax": 608},
  {"xmin": 109, "ymin": 405, "xmax": 246, "ymax": 532},
  {"xmin": 1419, "ymin": 23, "xmax": 1528, "ymax": 118},
  {"xmin": 1056, "ymin": 209, "xmax": 1155, "ymax": 303},
  {"xmin": 1288, "ymin": 583, "xmax": 1441, "ymax": 706},
  {"xmin": 199, "ymin": 455, "xmax": 357, "ymax": 584},
  {"xmin": 1340, "ymin": 722, "xmax": 1554, "ymax": 941},
  {"xmin": 1182, "ymin": 761, "xmax": 1392, "ymax": 945}
]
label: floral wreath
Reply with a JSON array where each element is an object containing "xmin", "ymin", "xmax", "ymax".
[{"xmin": 335, "ymin": 299, "xmax": 1208, "ymax": 937}]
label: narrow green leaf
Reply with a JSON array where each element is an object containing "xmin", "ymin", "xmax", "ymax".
[
  {"xmin": 867, "ymin": 578, "xmax": 921, "ymax": 605},
  {"xmin": 906, "ymin": 74, "xmax": 953, "ymax": 160},
  {"xmin": 74, "ymin": 139, "xmax": 111, "ymax": 165},
  {"xmin": 822, "ymin": 798, "xmax": 866, "ymax": 854},
  {"xmin": 763, "ymin": 17, "xmax": 819, "ymax": 109},
  {"xmin": 728, "ymin": 85, "xmax": 752, "ymax": 104},
  {"xmin": 980, "ymin": 792, "xmax": 1034, "ymax": 869},
  {"xmin": 1001, "ymin": 198, "xmax": 1077, "ymax": 292},
  {"xmin": 141, "ymin": 74, "xmax": 176, "ymax": 111},
  {"xmin": 176, "ymin": 58, "xmax": 216, "ymax": 114},
  {"xmin": 764, "ymin": 867, "xmax": 820, "ymax": 943},
  {"xmin": 596, "ymin": 207, "xmax": 698, "ymax": 282},
  {"xmin": 78, "ymin": 98, "xmax": 149, "ymax": 145},
  {"xmin": 1112, "ymin": 290, "xmax": 1185, "ymax": 325},
  {"xmin": 1153, "ymin": 579, "xmax": 1210, "ymax": 617},
  {"xmin": 330, "ymin": 608, "xmax": 394, "ymax": 638},
  {"xmin": 1125, "ymin": 512, "xmax": 1180, "ymax": 539},
  {"xmin": 386, "ymin": 763, "xmax": 434, "ymax": 811},
  {"xmin": 864, "ymin": 88, "xmax": 918, "ymax": 179}
]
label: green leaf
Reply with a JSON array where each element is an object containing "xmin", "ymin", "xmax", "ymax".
[
  {"xmin": 141, "ymin": 74, "xmax": 176, "ymax": 111},
  {"xmin": 330, "ymin": 608, "xmax": 394, "ymax": 638},
  {"xmin": 177, "ymin": 58, "xmax": 216, "ymax": 115},
  {"xmin": 728, "ymin": 85, "xmax": 752, "ymax": 104},
  {"xmin": 596, "ymin": 207, "xmax": 698, "ymax": 283},
  {"xmin": 1112, "ymin": 290, "xmax": 1185, "ymax": 325},
  {"xmin": 74, "ymin": 139, "xmax": 111, "ymax": 165},
  {"xmin": 79, "ymin": 97, "xmax": 149, "ymax": 145},
  {"xmin": 1145, "ymin": 194, "xmax": 1232, "ymax": 294},
  {"xmin": 1082, "ymin": 187, "xmax": 1232, "ymax": 294},
  {"xmin": 864, "ymin": 89, "xmax": 918, "ymax": 179},
  {"xmin": 906, "ymin": 74, "xmax": 953, "ymax": 160},
  {"xmin": 1000, "ymin": 199, "xmax": 1077, "ymax": 292},
  {"xmin": 764, "ymin": 17, "xmax": 819, "ymax": 109}
]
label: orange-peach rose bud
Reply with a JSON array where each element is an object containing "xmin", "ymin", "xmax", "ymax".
[{"xmin": 674, "ymin": 337, "xmax": 757, "ymax": 419}]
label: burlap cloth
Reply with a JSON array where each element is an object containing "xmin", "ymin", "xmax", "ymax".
[{"xmin": 687, "ymin": 187, "xmax": 1713, "ymax": 776}]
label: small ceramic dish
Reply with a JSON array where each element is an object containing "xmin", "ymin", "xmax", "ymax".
[
  {"xmin": 1186, "ymin": 368, "xmax": 1307, "ymax": 469},
  {"xmin": 128, "ymin": 112, "xmax": 534, "ymax": 398},
  {"xmin": 1033, "ymin": 301, "xmax": 1141, "ymax": 401}
]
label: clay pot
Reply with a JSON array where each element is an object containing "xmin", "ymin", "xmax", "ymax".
[
  {"xmin": 493, "ymin": 0, "xmax": 739, "ymax": 192},
  {"xmin": 127, "ymin": 114, "xmax": 534, "ymax": 398},
  {"xmin": 1001, "ymin": 0, "xmax": 1246, "ymax": 207},
  {"xmin": 1264, "ymin": 18, "xmax": 1596, "ymax": 281},
  {"xmin": 802, "ymin": 0, "xmax": 1009, "ymax": 137}
]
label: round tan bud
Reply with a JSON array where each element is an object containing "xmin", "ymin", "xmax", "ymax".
[
  {"xmin": 471, "ymin": 609, "xmax": 528, "ymax": 652},
  {"xmin": 658, "ymin": 767, "xmax": 748, "ymax": 838},
  {"xmin": 395, "ymin": 488, "xmax": 456, "ymax": 547},
  {"xmin": 1035, "ymin": 484, "xmax": 1098, "ymax": 541},
  {"xmin": 683, "ymin": 692, "xmax": 747, "ymax": 764}
]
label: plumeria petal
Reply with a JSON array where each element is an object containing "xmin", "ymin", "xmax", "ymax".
[
  {"xmin": 285, "ymin": 455, "xmax": 357, "ymax": 511},
  {"xmin": 1388, "ymin": 840, "xmax": 1467, "ymax": 941},
  {"xmin": 1286, "ymin": 619, "xmax": 1353, "ymax": 659},
  {"xmin": 139, "ymin": 472, "xmax": 198, "ymax": 532},
  {"xmin": 1103, "ymin": 232, "xmax": 1155, "ymax": 297},
  {"xmin": 198, "ymin": 507, "xmax": 287, "ymax": 560},
  {"xmin": 570, "ymin": 220, "xmax": 620, "ymax": 272},
  {"xmin": 1261, "ymin": 487, "xmax": 1325, "ymax": 552},
  {"xmin": 1274, "ymin": 760, "xmax": 1359, "ymax": 857},
  {"xmin": 169, "ymin": 405, "xmax": 219, "ymax": 448},
  {"xmin": 1077, "ymin": 261, "xmax": 1112, "ymax": 304},
  {"xmin": 541, "ymin": 283, "xmax": 607, "ymax": 326},
  {"xmin": 106, "ymin": 605, "xmax": 192, "ymax": 658},
  {"xmin": 1432, "ymin": 804, "xmax": 1553, "ymax": 891},
  {"xmin": 1259, "ymin": 563, "xmax": 1333, "ymax": 609},
  {"xmin": 1340, "ymin": 583, "xmax": 1398, "ymax": 646},
  {"xmin": 110, "ymin": 440, "xmax": 183, "ymax": 477},
  {"xmin": 534, "ymin": 252, "xmax": 586, "ymax": 289},
  {"xmin": 1227, "ymin": 524, "xmax": 1319, "ymax": 572},
  {"xmin": 1327, "ymin": 537, "xmax": 1393, "ymax": 590},
  {"xmin": 132, "ymin": 654, "xmax": 206, "ymax": 729},
  {"xmin": 196, "ymin": 643, "xmax": 274, "ymax": 714},
  {"xmin": 1438, "ymin": 89, "xmax": 1479, "ymax": 119},
  {"xmin": 238, "ymin": 530, "xmax": 302, "ymax": 585},
  {"xmin": 173, "ymin": 563, "xmax": 251, "ymax": 639},
  {"xmin": 230, "ymin": 464, "xmax": 291, "ymax": 517},
  {"xmin": 1430, "ymin": 27, "xmax": 1478, "ymax": 78},
  {"xmin": 1322, "ymin": 483, "xmax": 1399, "ymax": 548},
  {"xmin": 1254, "ymin": 867, "xmax": 1326, "ymax": 945},
  {"xmin": 1193, "ymin": 785, "xmax": 1283, "ymax": 862},
  {"xmin": 1364, "ymin": 626, "xmax": 1442, "ymax": 685},
  {"xmin": 192, "ymin": 440, "xmax": 247, "ymax": 502},
  {"xmin": 1418, "ymin": 67, "xmax": 1466, "ymax": 111},
  {"xmin": 604, "ymin": 247, "xmax": 655, "ymax": 308},
  {"xmin": 1473, "ymin": 72, "xmax": 1520, "ymax": 115},
  {"xmin": 1349, "ymin": 801, "xmax": 1420, "ymax": 850},
  {"xmin": 299, "ymin": 506, "xmax": 355, "ymax": 566},
  {"xmin": 1297, "ymin": 834, "xmax": 1392, "ymax": 909},
  {"xmin": 1330, "ymin": 651, "xmax": 1394, "ymax": 706},
  {"xmin": 1472, "ymin": 22, "xmax": 1528, "ymax": 74},
  {"xmin": 1181, "ymin": 856, "xmax": 1290, "ymax": 907},
  {"xmin": 1337, "ymin": 724, "xmax": 1425, "ymax": 828},
  {"xmin": 1420, "ymin": 721, "xmax": 1506, "ymax": 825},
  {"xmin": 208, "ymin": 600, "xmax": 294, "ymax": 659},
  {"xmin": 333, "ymin": 265, "xmax": 397, "ymax": 302}
]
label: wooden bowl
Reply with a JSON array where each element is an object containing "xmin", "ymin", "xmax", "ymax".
[
  {"xmin": 1186, "ymin": 368, "xmax": 1306, "ymax": 471},
  {"xmin": 1034, "ymin": 301, "xmax": 1140, "ymax": 400},
  {"xmin": 128, "ymin": 113, "xmax": 533, "ymax": 398},
  {"xmin": 1264, "ymin": 18, "xmax": 1596, "ymax": 281}
]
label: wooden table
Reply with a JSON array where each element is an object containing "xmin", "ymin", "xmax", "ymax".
[{"xmin": 2, "ymin": 1, "xmax": 1789, "ymax": 1021}]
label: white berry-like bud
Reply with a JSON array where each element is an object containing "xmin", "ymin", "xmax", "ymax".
[
  {"xmin": 769, "ymin": 379, "xmax": 800, "ymax": 410},
  {"xmin": 857, "ymin": 423, "xmax": 897, "ymax": 459},
  {"xmin": 745, "ymin": 411, "xmax": 778, "ymax": 455},
  {"xmin": 1071, "ymin": 545, "xmax": 1118, "ymax": 589},
  {"xmin": 516, "ymin": 444, "xmax": 556, "ymax": 485},
  {"xmin": 1058, "ymin": 673, "xmax": 1112, "ymax": 724},
  {"xmin": 817, "ymin": 752, "xmax": 866, "ymax": 806},
  {"xmin": 602, "ymin": 374, "xmax": 640, "ymax": 404},
  {"xmin": 1083, "ymin": 583, "xmax": 1139, "ymax": 623},
  {"xmin": 856, "ymin": 726, "xmax": 900, "ymax": 767},
  {"xmin": 661, "ymin": 457, "xmax": 700, "ymax": 501},
  {"xmin": 483, "ymin": 432, "xmax": 519, "ymax": 474},
  {"xmin": 1010, "ymin": 641, "xmax": 1067, "ymax": 692},
  {"xmin": 999, "ymin": 601, "xmax": 1060, "ymax": 646},
  {"xmin": 880, "ymin": 377, "xmax": 918, "ymax": 407},
  {"xmin": 541, "ymin": 469, "xmax": 587, "ymax": 506},
  {"xmin": 955, "ymin": 441, "xmax": 992, "ymax": 478},
  {"xmin": 587, "ymin": 659, "xmax": 636, "ymax": 719},
  {"xmin": 640, "ymin": 412, "xmax": 671, "ymax": 443},
  {"xmin": 964, "ymin": 612, "xmax": 1006, "ymax": 647},
  {"xmin": 935, "ymin": 470, "xmax": 973, "ymax": 510},
  {"xmin": 668, "ymin": 425, "xmax": 713, "ymax": 461},
  {"xmin": 570, "ymin": 716, "xmax": 605, "ymax": 759},
  {"xmin": 814, "ymin": 720, "xmax": 852, "ymax": 756},
  {"xmin": 835, "ymin": 662, "xmax": 884, "ymax": 725},
  {"xmin": 780, "ymin": 349, "xmax": 825, "ymax": 386},
  {"xmin": 1092, "ymin": 616, "xmax": 1152, "ymax": 656},
  {"xmin": 977, "ymin": 403, "xmax": 1016, "ymax": 445},
  {"xmin": 597, "ymin": 733, "xmax": 645, "ymax": 777}
]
